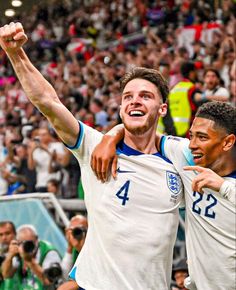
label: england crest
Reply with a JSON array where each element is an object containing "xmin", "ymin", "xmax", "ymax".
[{"xmin": 166, "ymin": 171, "xmax": 181, "ymax": 195}]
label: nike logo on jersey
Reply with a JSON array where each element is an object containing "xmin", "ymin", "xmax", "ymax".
[{"xmin": 116, "ymin": 167, "xmax": 136, "ymax": 174}]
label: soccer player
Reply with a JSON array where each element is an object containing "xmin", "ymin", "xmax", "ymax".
[
  {"xmin": 91, "ymin": 101, "xmax": 236, "ymax": 290},
  {"xmin": 0, "ymin": 23, "xmax": 184, "ymax": 290}
]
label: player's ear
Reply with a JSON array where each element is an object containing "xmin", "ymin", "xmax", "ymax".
[
  {"xmin": 223, "ymin": 134, "xmax": 235, "ymax": 151},
  {"xmin": 158, "ymin": 103, "xmax": 167, "ymax": 117}
]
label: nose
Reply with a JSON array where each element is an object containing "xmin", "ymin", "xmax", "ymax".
[
  {"xmin": 130, "ymin": 94, "xmax": 142, "ymax": 105},
  {"xmin": 189, "ymin": 136, "xmax": 198, "ymax": 150}
]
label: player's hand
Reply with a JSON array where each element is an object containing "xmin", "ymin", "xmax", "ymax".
[
  {"xmin": 90, "ymin": 135, "xmax": 118, "ymax": 182},
  {"xmin": 0, "ymin": 22, "xmax": 28, "ymax": 53},
  {"xmin": 183, "ymin": 165, "xmax": 224, "ymax": 193}
]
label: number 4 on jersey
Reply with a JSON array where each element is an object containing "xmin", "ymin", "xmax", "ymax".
[{"xmin": 116, "ymin": 180, "xmax": 130, "ymax": 205}]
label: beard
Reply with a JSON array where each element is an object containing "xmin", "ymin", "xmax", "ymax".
[{"xmin": 122, "ymin": 113, "xmax": 158, "ymax": 136}]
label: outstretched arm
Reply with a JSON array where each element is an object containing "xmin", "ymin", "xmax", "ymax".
[
  {"xmin": 184, "ymin": 166, "xmax": 235, "ymax": 204},
  {"xmin": 0, "ymin": 22, "xmax": 79, "ymax": 147}
]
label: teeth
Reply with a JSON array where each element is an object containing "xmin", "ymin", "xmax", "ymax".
[
  {"xmin": 192, "ymin": 154, "xmax": 203, "ymax": 158},
  {"xmin": 129, "ymin": 111, "xmax": 144, "ymax": 116}
]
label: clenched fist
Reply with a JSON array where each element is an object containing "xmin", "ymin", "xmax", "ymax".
[{"xmin": 0, "ymin": 22, "xmax": 28, "ymax": 53}]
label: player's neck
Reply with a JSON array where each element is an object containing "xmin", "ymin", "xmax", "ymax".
[
  {"xmin": 124, "ymin": 130, "xmax": 157, "ymax": 154},
  {"xmin": 211, "ymin": 149, "xmax": 236, "ymax": 176}
]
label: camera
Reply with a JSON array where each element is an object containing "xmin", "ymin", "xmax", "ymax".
[
  {"xmin": 22, "ymin": 240, "xmax": 36, "ymax": 254},
  {"xmin": 33, "ymin": 137, "xmax": 41, "ymax": 145},
  {"xmin": 0, "ymin": 254, "xmax": 5, "ymax": 266},
  {"xmin": 44, "ymin": 262, "xmax": 62, "ymax": 284},
  {"xmin": 71, "ymin": 227, "xmax": 87, "ymax": 240}
]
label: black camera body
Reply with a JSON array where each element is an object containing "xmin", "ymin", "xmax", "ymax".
[
  {"xmin": 0, "ymin": 254, "xmax": 5, "ymax": 266},
  {"xmin": 21, "ymin": 240, "xmax": 36, "ymax": 254},
  {"xmin": 44, "ymin": 262, "xmax": 62, "ymax": 284},
  {"xmin": 72, "ymin": 227, "xmax": 87, "ymax": 240}
]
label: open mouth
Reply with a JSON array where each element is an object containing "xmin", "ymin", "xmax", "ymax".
[
  {"xmin": 128, "ymin": 110, "xmax": 145, "ymax": 117},
  {"xmin": 192, "ymin": 153, "xmax": 203, "ymax": 163}
]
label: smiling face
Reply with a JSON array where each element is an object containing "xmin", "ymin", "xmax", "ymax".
[
  {"xmin": 119, "ymin": 78, "xmax": 167, "ymax": 135},
  {"xmin": 189, "ymin": 117, "xmax": 228, "ymax": 169}
]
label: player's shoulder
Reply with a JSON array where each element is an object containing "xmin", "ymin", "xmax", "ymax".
[{"xmin": 160, "ymin": 135, "xmax": 189, "ymax": 150}]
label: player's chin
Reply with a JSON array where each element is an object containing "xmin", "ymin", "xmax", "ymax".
[
  {"xmin": 193, "ymin": 157, "xmax": 205, "ymax": 167},
  {"xmin": 124, "ymin": 123, "xmax": 148, "ymax": 135}
]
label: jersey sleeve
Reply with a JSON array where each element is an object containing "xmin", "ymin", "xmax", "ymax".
[
  {"xmin": 65, "ymin": 121, "xmax": 103, "ymax": 165},
  {"xmin": 219, "ymin": 180, "xmax": 236, "ymax": 204},
  {"xmin": 160, "ymin": 135, "xmax": 194, "ymax": 167}
]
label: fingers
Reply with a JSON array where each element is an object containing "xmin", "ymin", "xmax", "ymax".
[
  {"xmin": 192, "ymin": 177, "xmax": 205, "ymax": 194},
  {"xmin": 111, "ymin": 155, "xmax": 118, "ymax": 179},
  {"xmin": 183, "ymin": 165, "xmax": 204, "ymax": 172},
  {"xmin": 91, "ymin": 153, "xmax": 111, "ymax": 183},
  {"xmin": 101, "ymin": 159, "xmax": 110, "ymax": 183},
  {"xmin": 1, "ymin": 22, "xmax": 22, "ymax": 40}
]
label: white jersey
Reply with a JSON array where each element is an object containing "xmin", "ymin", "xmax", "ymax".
[
  {"xmin": 68, "ymin": 122, "xmax": 183, "ymax": 290},
  {"xmin": 161, "ymin": 136, "xmax": 236, "ymax": 290}
]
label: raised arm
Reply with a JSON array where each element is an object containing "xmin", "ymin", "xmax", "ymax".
[
  {"xmin": 90, "ymin": 124, "xmax": 124, "ymax": 182},
  {"xmin": 0, "ymin": 22, "xmax": 79, "ymax": 146}
]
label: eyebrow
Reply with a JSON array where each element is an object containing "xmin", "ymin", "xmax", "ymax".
[{"xmin": 122, "ymin": 90, "xmax": 155, "ymax": 96}]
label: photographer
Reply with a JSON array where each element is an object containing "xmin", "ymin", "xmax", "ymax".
[
  {"xmin": 0, "ymin": 221, "xmax": 20, "ymax": 290},
  {"xmin": 1, "ymin": 224, "xmax": 61, "ymax": 290},
  {"xmin": 61, "ymin": 215, "xmax": 88, "ymax": 280}
]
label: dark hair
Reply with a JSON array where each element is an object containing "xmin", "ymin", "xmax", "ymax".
[
  {"xmin": 92, "ymin": 98, "xmax": 103, "ymax": 108},
  {"xmin": 203, "ymin": 67, "xmax": 221, "ymax": 79},
  {"xmin": 196, "ymin": 101, "xmax": 236, "ymax": 135},
  {"xmin": 47, "ymin": 179, "xmax": 60, "ymax": 188},
  {"xmin": 120, "ymin": 67, "xmax": 169, "ymax": 103},
  {"xmin": 0, "ymin": 221, "xmax": 16, "ymax": 235},
  {"xmin": 180, "ymin": 62, "xmax": 195, "ymax": 78}
]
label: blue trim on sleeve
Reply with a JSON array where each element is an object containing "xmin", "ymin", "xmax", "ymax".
[
  {"xmin": 160, "ymin": 135, "xmax": 166, "ymax": 157},
  {"xmin": 65, "ymin": 121, "xmax": 84, "ymax": 150},
  {"xmin": 69, "ymin": 266, "xmax": 76, "ymax": 280},
  {"xmin": 183, "ymin": 148, "xmax": 195, "ymax": 165}
]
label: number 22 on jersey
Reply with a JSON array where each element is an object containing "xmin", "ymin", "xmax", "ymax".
[{"xmin": 192, "ymin": 191, "xmax": 218, "ymax": 219}]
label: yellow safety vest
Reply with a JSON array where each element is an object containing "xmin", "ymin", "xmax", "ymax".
[{"xmin": 157, "ymin": 81, "xmax": 194, "ymax": 136}]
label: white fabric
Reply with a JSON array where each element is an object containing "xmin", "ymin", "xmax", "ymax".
[
  {"xmin": 33, "ymin": 142, "xmax": 65, "ymax": 188},
  {"xmin": 0, "ymin": 145, "xmax": 8, "ymax": 195},
  {"xmin": 205, "ymin": 86, "xmax": 230, "ymax": 100},
  {"xmin": 61, "ymin": 252, "xmax": 73, "ymax": 279},
  {"xmin": 162, "ymin": 136, "xmax": 236, "ymax": 290},
  {"xmin": 68, "ymin": 123, "xmax": 183, "ymax": 290}
]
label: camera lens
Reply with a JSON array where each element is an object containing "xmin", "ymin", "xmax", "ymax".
[
  {"xmin": 44, "ymin": 262, "xmax": 62, "ymax": 283},
  {"xmin": 72, "ymin": 227, "xmax": 86, "ymax": 240},
  {"xmin": 22, "ymin": 240, "xmax": 35, "ymax": 254}
]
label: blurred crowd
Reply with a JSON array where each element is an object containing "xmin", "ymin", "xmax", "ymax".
[
  {"xmin": 0, "ymin": 0, "xmax": 235, "ymax": 289},
  {"xmin": 0, "ymin": 0, "xmax": 235, "ymax": 199}
]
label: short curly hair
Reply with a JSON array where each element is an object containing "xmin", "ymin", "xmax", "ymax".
[
  {"xmin": 120, "ymin": 67, "xmax": 169, "ymax": 103},
  {"xmin": 196, "ymin": 101, "xmax": 236, "ymax": 135}
]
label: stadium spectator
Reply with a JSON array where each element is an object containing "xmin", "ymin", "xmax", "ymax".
[
  {"xmin": 194, "ymin": 67, "xmax": 230, "ymax": 104},
  {"xmin": 171, "ymin": 258, "xmax": 189, "ymax": 290},
  {"xmin": 0, "ymin": 221, "xmax": 19, "ymax": 290},
  {"xmin": 61, "ymin": 214, "xmax": 88, "ymax": 279},
  {"xmin": 1, "ymin": 224, "xmax": 61, "ymax": 290},
  {"xmin": 158, "ymin": 61, "xmax": 200, "ymax": 137},
  {"xmin": 27, "ymin": 127, "xmax": 67, "ymax": 192}
]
